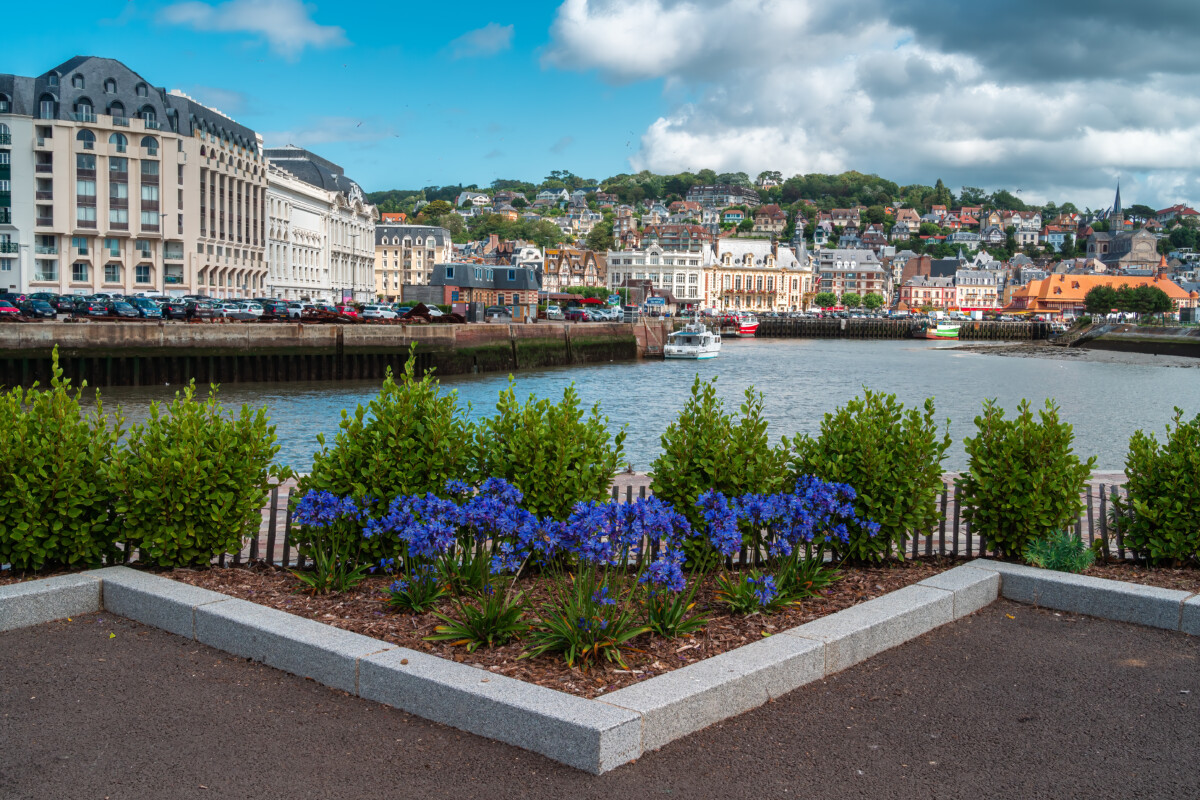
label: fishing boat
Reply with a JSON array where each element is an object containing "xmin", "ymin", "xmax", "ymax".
[
  {"xmin": 718, "ymin": 311, "xmax": 759, "ymax": 337},
  {"xmin": 664, "ymin": 319, "xmax": 722, "ymax": 359},
  {"xmin": 918, "ymin": 322, "xmax": 961, "ymax": 340}
]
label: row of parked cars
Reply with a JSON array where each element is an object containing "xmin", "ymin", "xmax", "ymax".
[{"xmin": 553, "ymin": 305, "xmax": 624, "ymax": 322}]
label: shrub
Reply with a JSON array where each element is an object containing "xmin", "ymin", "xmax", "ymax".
[
  {"xmin": 109, "ymin": 383, "xmax": 288, "ymax": 568},
  {"xmin": 650, "ymin": 376, "xmax": 786, "ymax": 537},
  {"xmin": 471, "ymin": 381, "xmax": 625, "ymax": 520},
  {"xmin": 0, "ymin": 353, "xmax": 123, "ymax": 571},
  {"xmin": 1025, "ymin": 529, "xmax": 1095, "ymax": 573},
  {"xmin": 297, "ymin": 350, "xmax": 474, "ymax": 565},
  {"xmin": 786, "ymin": 389, "xmax": 951, "ymax": 562},
  {"xmin": 958, "ymin": 399, "xmax": 1095, "ymax": 558},
  {"xmin": 1116, "ymin": 409, "xmax": 1200, "ymax": 563}
]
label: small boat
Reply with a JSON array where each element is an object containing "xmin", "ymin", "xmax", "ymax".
[
  {"xmin": 718, "ymin": 312, "xmax": 759, "ymax": 337},
  {"xmin": 919, "ymin": 323, "xmax": 961, "ymax": 340},
  {"xmin": 665, "ymin": 320, "xmax": 722, "ymax": 359}
]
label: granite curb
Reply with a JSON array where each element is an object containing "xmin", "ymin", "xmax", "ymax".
[{"xmin": 12, "ymin": 561, "xmax": 1185, "ymax": 773}]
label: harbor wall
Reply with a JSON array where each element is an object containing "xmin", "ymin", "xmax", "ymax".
[
  {"xmin": 0, "ymin": 321, "xmax": 653, "ymax": 388},
  {"xmin": 1082, "ymin": 326, "xmax": 1200, "ymax": 359},
  {"xmin": 756, "ymin": 317, "xmax": 1053, "ymax": 340}
]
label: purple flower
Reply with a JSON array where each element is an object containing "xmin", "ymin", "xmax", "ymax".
[{"xmin": 698, "ymin": 490, "xmax": 741, "ymax": 558}]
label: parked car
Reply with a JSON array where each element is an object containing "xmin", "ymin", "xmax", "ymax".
[
  {"xmin": 161, "ymin": 299, "xmax": 190, "ymax": 319},
  {"xmin": 109, "ymin": 300, "xmax": 141, "ymax": 318},
  {"xmin": 361, "ymin": 304, "xmax": 398, "ymax": 320},
  {"xmin": 286, "ymin": 302, "xmax": 314, "ymax": 319},
  {"xmin": 75, "ymin": 297, "xmax": 112, "ymax": 317},
  {"xmin": 18, "ymin": 299, "xmax": 56, "ymax": 319},
  {"xmin": 0, "ymin": 293, "xmax": 27, "ymax": 306},
  {"xmin": 565, "ymin": 307, "xmax": 591, "ymax": 322},
  {"xmin": 335, "ymin": 304, "xmax": 359, "ymax": 318},
  {"xmin": 54, "ymin": 296, "xmax": 77, "ymax": 313},
  {"xmin": 544, "ymin": 305, "xmax": 564, "ymax": 320},
  {"xmin": 260, "ymin": 301, "xmax": 290, "ymax": 318},
  {"xmin": 0, "ymin": 300, "xmax": 20, "ymax": 316},
  {"xmin": 131, "ymin": 297, "xmax": 163, "ymax": 319}
]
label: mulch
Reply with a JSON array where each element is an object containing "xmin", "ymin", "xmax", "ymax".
[
  {"xmin": 168, "ymin": 558, "xmax": 956, "ymax": 698},
  {"xmin": 1085, "ymin": 561, "xmax": 1200, "ymax": 593}
]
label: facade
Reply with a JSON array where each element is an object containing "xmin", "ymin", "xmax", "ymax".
[
  {"xmin": 606, "ymin": 243, "xmax": 705, "ymax": 304},
  {"xmin": 816, "ymin": 248, "xmax": 889, "ymax": 302},
  {"xmin": 708, "ymin": 239, "xmax": 812, "ymax": 311},
  {"xmin": 899, "ymin": 275, "xmax": 954, "ymax": 309},
  {"xmin": 264, "ymin": 146, "xmax": 376, "ymax": 302},
  {"xmin": 753, "ymin": 204, "xmax": 787, "ymax": 234},
  {"xmin": 685, "ymin": 184, "xmax": 761, "ymax": 208},
  {"xmin": 953, "ymin": 269, "xmax": 999, "ymax": 310},
  {"xmin": 426, "ymin": 262, "xmax": 541, "ymax": 322},
  {"xmin": 373, "ymin": 224, "xmax": 452, "ymax": 302},
  {"xmin": 543, "ymin": 246, "xmax": 607, "ymax": 292},
  {"xmin": 1007, "ymin": 273, "xmax": 1197, "ymax": 316},
  {"xmin": 1, "ymin": 56, "xmax": 268, "ymax": 297}
]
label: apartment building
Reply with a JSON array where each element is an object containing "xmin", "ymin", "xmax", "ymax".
[
  {"xmin": 606, "ymin": 243, "xmax": 705, "ymax": 302},
  {"xmin": 373, "ymin": 224, "xmax": 452, "ymax": 302},
  {"xmin": 0, "ymin": 56, "xmax": 267, "ymax": 296},
  {"xmin": 264, "ymin": 146, "xmax": 376, "ymax": 302},
  {"xmin": 708, "ymin": 239, "xmax": 812, "ymax": 311}
]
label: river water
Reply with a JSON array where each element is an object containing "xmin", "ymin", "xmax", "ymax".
[{"xmin": 84, "ymin": 338, "xmax": 1199, "ymax": 473}]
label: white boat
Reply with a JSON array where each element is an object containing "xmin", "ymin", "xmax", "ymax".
[{"xmin": 664, "ymin": 320, "xmax": 722, "ymax": 359}]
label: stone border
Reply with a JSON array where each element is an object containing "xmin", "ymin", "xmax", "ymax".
[{"xmin": 2, "ymin": 562, "xmax": 1194, "ymax": 773}]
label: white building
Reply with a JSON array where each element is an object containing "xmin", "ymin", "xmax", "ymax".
[
  {"xmin": 264, "ymin": 146, "xmax": 376, "ymax": 302},
  {"xmin": 606, "ymin": 243, "xmax": 708, "ymax": 303}
]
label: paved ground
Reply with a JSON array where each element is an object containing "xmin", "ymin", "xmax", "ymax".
[{"xmin": 2, "ymin": 599, "xmax": 1197, "ymax": 800}]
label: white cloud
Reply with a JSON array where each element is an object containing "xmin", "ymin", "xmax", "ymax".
[
  {"xmin": 448, "ymin": 22, "xmax": 514, "ymax": 59},
  {"xmin": 159, "ymin": 0, "xmax": 348, "ymax": 60},
  {"xmin": 263, "ymin": 116, "xmax": 397, "ymax": 147},
  {"xmin": 545, "ymin": 0, "xmax": 1200, "ymax": 208}
]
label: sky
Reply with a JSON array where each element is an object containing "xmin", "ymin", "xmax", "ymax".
[{"xmin": 6, "ymin": 0, "xmax": 1200, "ymax": 210}]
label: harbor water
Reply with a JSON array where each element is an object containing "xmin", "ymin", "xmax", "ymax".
[{"xmin": 85, "ymin": 338, "xmax": 1200, "ymax": 473}]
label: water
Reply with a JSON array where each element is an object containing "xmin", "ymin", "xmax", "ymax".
[{"xmin": 83, "ymin": 338, "xmax": 1200, "ymax": 473}]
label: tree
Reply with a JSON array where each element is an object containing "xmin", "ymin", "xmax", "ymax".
[
  {"xmin": 511, "ymin": 197, "xmax": 528, "ymax": 209},
  {"xmin": 842, "ymin": 292, "xmax": 862, "ymax": 308},
  {"xmin": 696, "ymin": 169, "xmax": 718, "ymax": 184},
  {"xmin": 1084, "ymin": 285, "xmax": 1119, "ymax": 315},
  {"xmin": 918, "ymin": 222, "xmax": 941, "ymax": 237},
  {"xmin": 737, "ymin": 218, "xmax": 754, "ymax": 233},
  {"xmin": 422, "ymin": 199, "xmax": 453, "ymax": 218},
  {"xmin": 930, "ymin": 178, "xmax": 953, "ymax": 209},
  {"xmin": 757, "ymin": 170, "xmax": 783, "ymax": 185},
  {"xmin": 585, "ymin": 221, "xmax": 614, "ymax": 253},
  {"xmin": 1129, "ymin": 204, "xmax": 1157, "ymax": 219},
  {"xmin": 990, "ymin": 189, "xmax": 1028, "ymax": 211},
  {"xmin": 865, "ymin": 205, "xmax": 886, "ymax": 225},
  {"xmin": 717, "ymin": 172, "xmax": 752, "ymax": 187},
  {"xmin": 862, "ymin": 292, "xmax": 884, "ymax": 311},
  {"xmin": 959, "ymin": 186, "xmax": 987, "ymax": 206},
  {"xmin": 1057, "ymin": 235, "xmax": 1077, "ymax": 258},
  {"xmin": 813, "ymin": 291, "xmax": 838, "ymax": 309}
]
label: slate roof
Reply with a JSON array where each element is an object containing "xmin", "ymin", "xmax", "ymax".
[{"xmin": 264, "ymin": 145, "xmax": 364, "ymax": 197}]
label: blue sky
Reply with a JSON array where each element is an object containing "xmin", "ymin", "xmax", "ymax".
[
  {"xmin": 4, "ymin": 1, "xmax": 661, "ymax": 191},
  {"xmin": 6, "ymin": 0, "xmax": 1200, "ymax": 209}
]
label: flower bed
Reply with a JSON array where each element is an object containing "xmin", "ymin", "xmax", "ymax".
[{"xmin": 168, "ymin": 558, "xmax": 954, "ymax": 698}]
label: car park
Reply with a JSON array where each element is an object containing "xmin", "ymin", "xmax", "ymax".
[{"xmin": 18, "ymin": 299, "xmax": 56, "ymax": 319}]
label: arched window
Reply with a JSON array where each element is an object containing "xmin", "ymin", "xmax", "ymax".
[
  {"xmin": 138, "ymin": 105, "xmax": 156, "ymax": 127},
  {"xmin": 38, "ymin": 93, "xmax": 57, "ymax": 120},
  {"xmin": 73, "ymin": 97, "xmax": 94, "ymax": 122},
  {"xmin": 0, "ymin": 123, "xmax": 9, "ymax": 137},
  {"xmin": 104, "ymin": 78, "xmax": 116, "ymax": 94},
  {"xmin": 0, "ymin": 94, "xmax": 9, "ymax": 113},
  {"xmin": 76, "ymin": 129, "xmax": 96, "ymax": 149},
  {"xmin": 135, "ymin": 83, "xmax": 148, "ymax": 98},
  {"xmin": 107, "ymin": 100, "xmax": 125, "ymax": 119},
  {"xmin": 109, "ymin": 132, "xmax": 128, "ymax": 152},
  {"xmin": 140, "ymin": 135, "xmax": 158, "ymax": 155},
  {"xmin": 71, "ymin": 74, "xmax": 85, "ymax": 89}
]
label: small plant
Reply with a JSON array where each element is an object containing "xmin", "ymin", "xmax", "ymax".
[
  {"xmin": 1025, "ymin": 529, "xmax": 1095, "ymax": 573},
  {"xmin": 110, "ymin": 383, "xmax": 289, "ymax": 568},
  {"xmin": 523, "ymin": 569, "xmax": 648, "ymax": 668},
  {"xmin": 291, "ymin": 491, "xmax": 372, "ymax": 594},
  {"xmin": 715, "ymin": 570, "xmax": 782, "ymax": 614},
  {"xmin": 959, "ymin": 399, "xmax": 1096, "ymax": 558},
  {"xmin": 1116, "ymin": 409, "xmax": 1200, "ymax": 563},
  {"xmin": 640, "ymin": 549, "xmax": 707, "ymax": 638},
  {"xmin": 383, "ymin": 564, "xmax": 448, "ymax": 613},
  {"xmin": 427, "ymin": 585, "xmax": 528, "ymax": 651}
]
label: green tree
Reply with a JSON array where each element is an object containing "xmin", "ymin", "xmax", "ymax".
[
  {"xmin": 585, "ymin": 221, "xmax": 614, "ymax": 252},
  {"xmin": 862, "ymin": 292, "xmax": 884, "ymax": 310},
  {"xmin": 930, "ymin": 178, "xmax": 953, "ymax": 208},
  {"xmin": 865, "ymin": 205, "xmax": 886, "ymax": 225},
  {"xmin": 422, "ymin": 199, "xmax": 454, "ymax": 218},
  {"xmin": 959, "ymin": 186, "xmax": 987, "ymax": 206},
  {"xmin": 737, "ymin": 218, "xmax": 754, "ymax": 233},
  {"xmin": 842, "ymin": 292, "xmax": 862, "ymax": 308},
  {"xmin": 1083, "ymin": 285, "xmax": 1119, "ymax": 314},
  {"xmin": 813, "ymin": 291, "xmax": 838, "ymax": 308}
]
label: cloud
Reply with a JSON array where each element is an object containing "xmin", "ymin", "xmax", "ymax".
[
  {"xmin": 484, "ymin": 149, "xmax": 504, "ymax": 159},
  {"xmin": 183, "ymin": 85, "xmax": 251, "ymax": 115},
  {"xmin": 550, "ymin": 136, "xmax": 574, "ymax": 154},
  {"xmin": 159, "ymin": 0, "xmax": 348, "ymax": 60},
  {"xmin": 448, "ymin": 22, "xmax": 514, "ymax": 59},
  {"xmin": 545, "ymin": 0, "xmax": 1200, "ymax": 208},
  {"xmin": 263, "ymin": 116, "xmax": 397, "ymax": 147}
]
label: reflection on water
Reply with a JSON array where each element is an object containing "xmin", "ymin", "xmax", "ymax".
[{"xmin": 84, "ymin": 338, "xmax": 1199, "ymax": 473}]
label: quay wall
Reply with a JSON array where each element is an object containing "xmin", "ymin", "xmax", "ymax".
[
  {"xmin": 0, "ymin": 321, "xmax": 654, "ymax": 388},
  {"xmin": 1082, "ymin": 326, "xmax": 1200, "ymax": 359},
  {"xmin": 756, "ymin": 318, "xmax": 1053, "ymax": 340}
]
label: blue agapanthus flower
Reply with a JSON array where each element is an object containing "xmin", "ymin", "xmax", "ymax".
[
  {"xmin": 292, "ymin": 490, "xmax": 360, "ymax": 528},
  {"xmin": 591, "ymin": 586, "xmax": 616, "ymax": 606},
  {"xmin": 697, "ymin": 489, "xmax": 741, "ymax": 558},
  {"xmin": 748, "ymin": 574, "xmax": 778, "ymax": 607},
  {"xmin": 640, "ymin": 548, "xmax": 687, "ymax": 593}
]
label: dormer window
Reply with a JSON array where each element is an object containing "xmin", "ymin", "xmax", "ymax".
[
  {"xmin": 135, "ymin": 83, "xmax": 149, "ymax": 98},
  {"xmin": 47, "ymin": 73, "xmax": 59, "ymax": 86},
  {"xmin": 71, "ymin": 74, "xmax": 85, "ymax": 89},
  {"xmin": 104, "ymin": 78, "xmax": 116, "ymax": 94}
]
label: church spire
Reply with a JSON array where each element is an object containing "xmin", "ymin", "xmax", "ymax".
[
  {"xmin": 1111, "ymin": 180, "xmax": 1125, "ymax": 232},
  {"xmin": 1113, "ymin": 180, "xmax": 1122, "ymax": 217}
]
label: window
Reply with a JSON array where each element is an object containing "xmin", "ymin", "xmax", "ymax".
[
  {"xmin": 105, "ymin": 263, "xmax": 120, "ymax": 283},
  {"xmin": 445, "ymin": 266, "xmax": 454, "ymax": 279},
  {"xmin": 135, "ymin": 240, "xmax": 151, "ymax": 256},
  {"xmin": 497, "ymin": 293, "xmax": 505, "ymax": 305},
  {"xmin": 105, "ymin": 238, "xmax": 120, "ymax": 256},
  {"xmin": 77, "ymin": 153, "xmax": 96, "ymax": 171},
  {"xmin": 141, "ymin": 160, "xmax": 159, "ymax": 176},
  {"xmin": 135, "ymin": 83, "xmax": 148, "ymax": 98},
  {"xmin": 104, "ymin": 78, "xmax": 116, "ymax": 94},
  {"xmin": 0, "ymin": 152, "xmax": 7, "ymax": 165},
  {"xmin": 110, "ymin": 183, "xmax": 128, "ymax": 200},
  {"xmin": 77, "ymin": 179, "xmax": 96, "ymax": 197},
  {"xmin": 110, "ymin": 157, "xmax": 128, "ymax": 174},
  {"xmin": 108, "ymin": 132, "xmax": 127, "ymax": 152},
  {"xmin": 512, "ymin": 294, "xmax": 521, "ymax": 304},
  {"xmin": 135, "ymin": 265, "xmax": 151, "ymax": 284},
  {"xmin": 110, "ymin": 208, "xmax": 129, "ymax": 224},
  {"xmin": 72, "ymin": 237, "xmax": 88, "ymax": 254},
  {"xmin": 0, "ymin": 259, "xmax": 11, "ymax": 272},
  {"xmin": 38, "ymin": 94, "xmax": 57, "ymax": 120},
  {"xmin": 508, "ymin": 269, "xmax": 515, "ymax": 281},
  {"xmin": 141, "ymin": 185, "xmax": 159, "ymax": 202},
  {"xmin": 35, "ymin": 260, "xmax": 58, "ymax": 281},
  {"xmin": 140, "ymin": 211, "xmax": 159, "ymax": 226},
  {"xmin": 76, "ymin": 206, "xmax": 97, "ymax": 223},
  {"xmin": 72, "ymin": 262, "xmax": 88, "ymax": 282}
]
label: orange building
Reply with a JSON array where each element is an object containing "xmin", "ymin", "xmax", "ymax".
[{"xmin": 1006, "ymin": 273, "xmax": 1198, "ymax": 316}]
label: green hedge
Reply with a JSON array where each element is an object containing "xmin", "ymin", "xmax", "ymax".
[{"xmin": 1117, "ymin": 409, "xmax": 1200, "ymax": 563}]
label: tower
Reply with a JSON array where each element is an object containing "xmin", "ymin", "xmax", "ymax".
[{"xmin": 1111, "ymin": 181, "xmax": 1125, "ymax": 233}]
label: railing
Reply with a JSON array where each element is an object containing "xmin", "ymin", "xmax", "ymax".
[
  {"xmin": 112, "ymin": 116, "xmax": 129, "ymax": 127},
  {"xmin": 35, "ymin": 164, "xmax": 53, "ymax": 173},
  {"xmin": 71, "ymin": 112, "xmax": 96, "ymax": 123},
  {"xmin": 35, "ymin": 217, "xmax": 54, "ymax": 227},
  {"xmin": 143, "ymin": 119, "xmax": 161, "ymax": 130},
  {"xmin": 34, "ymin": 245, "xmax": 58, "ymax": 255},
  {"xmin": 0, "ymin": 210, "xmax": 11, "ymax": 224},
  {"xmin": 0, "ymin": 241, "xmax": 18, "ymax": 253},
  {"xmin": 77, "ymin": 168, "xmax": 96, "ymax": 179},
  {"xmin": 77, "ymin": 220, "xmax": 96, "ymax": 229},
  {"xmin": 35, "ymin": 191, "xmax": 52, "ymax": 200},
  {"xmin": 164, "ymin": 275, "xmax": 183, "ymax": 284},
  {"xmin": 0, "ymin": 133, "xmax": 10, "ymax": 144}
]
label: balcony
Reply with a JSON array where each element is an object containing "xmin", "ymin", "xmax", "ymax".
[
  {"xmin": 35, "ymin": 245, "xmax": 58, "ymax": 255},
  {"xmin": 164, "ymin": 275, "xmax": 183, "ymax": 284},
  {"xmin": 71, "ymin": 112, "xmax": 96, "ymax": 123},
  {"xmin": 35, "ymin": 137, "xmax": 50, "ymax": 148},
  {"xmin": 35, "ymin": 191, "xmax": 53, "ymax": 201},
  {"xmin": 76, "ymin": 219, "xmax": 96, "ymax": 229},
  {"xmin": 35, "ymin": 164, "xmax": 53, "ymax": 173},
  {"xmin": 143, "ymin": 119, "xmax": 161, "ymax": 130},
  {"xmin": 0, "ymin": 210, "xmax": 10, "ymax": 224},
  {"xmin": 0, "ymin": 133, "xmax": 11, "ymax": 145},
  {"xmin": 36, "ymin": 217, "xmax": 54, "ymax": 227},
  {"xmin": 77, "ymin": 168, "xmax": 96, "ymax": 179},
  {"xmin": 112, "ymin": 116, "xmax": 129, "ymax": 127},
  {"xmin": 114, "ymin": 144, "xmax": 127, "ymax": 154},
  {"xmin": 0, "ymin": 242, "xmax": 17, "ymax": 253}
]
